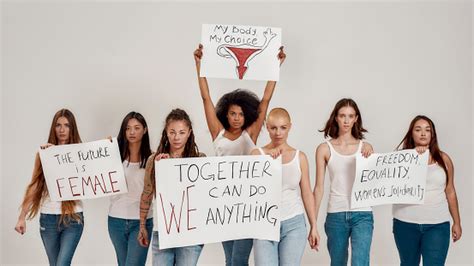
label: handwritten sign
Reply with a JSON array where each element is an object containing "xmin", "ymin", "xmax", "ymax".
[
  {"xmin": 200, "ymin": 24, "xmax": 282, "ymax": 81},
  {"xmin": 154, "ymin": 155, "xmax": 281, "ymax": 249},
  {"xmin": 39, "ymin": 138, "xmax": 127, "ymax": 201},
  {"xmin": 351, "ymin": 149, "xmax": 429, "ymax": 208}
]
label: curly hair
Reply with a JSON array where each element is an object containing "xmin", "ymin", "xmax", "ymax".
[{"xmin": 215, "ymin": 89, "xmax": 260, "ymax": 130}]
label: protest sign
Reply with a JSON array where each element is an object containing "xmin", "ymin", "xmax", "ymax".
[
  {"xmin": 39, "ymin": 138, "xmax": 127, "ymax": 201},
  {"xmin": 154, "ymin": 155, "xmax": 282, "ymax": 248},
  {"xmin": 351, "ymin": 149, "xmax": 429, "ymax": 208},
  {"xmin": 200, "ymin": 24, "xmax": 282, "ymax": 81}
]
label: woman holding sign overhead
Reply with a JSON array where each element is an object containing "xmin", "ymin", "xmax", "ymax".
[
  {"xmin": 251, "ymin": 108, "xmax": 319, "ymax": 265},
  {"xmin": 193, "ymin": 44, "xmax": 285, "ymax": 266},
  {"xmin": 138, "ymin": 108, "xmax": 204, "ymax": 266},
  {"xmin": 108, "ymin": 111, "xmax": 153, "ymax": 266},
  {"xmin": 392, "ymin": 115, "xmax": 462, "ymax": 266},
  {"xmin": 14, "ymin": 108, "xmax": 84, "ymax": 266},
  {"xmin": 313, "ymin": 98, "xmax": 374, "ymax": 266}
]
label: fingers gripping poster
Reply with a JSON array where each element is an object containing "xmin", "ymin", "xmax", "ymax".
[
  {"xmin": 154, "ymin": 155, "xmax": 282, "ymax": 249},
  {"xmin": 39, "ymin": 138, "xmax": 127, "ymax": 201},
  {"xmin": 351, "ymin": 149, "xmax": 429, "ymax": 209},
  {"xmin": 200, "ymin": 24, "xmax": 282, "ymax": 81}
]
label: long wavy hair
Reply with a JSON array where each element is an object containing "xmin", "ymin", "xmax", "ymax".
[
  {"xmin": 397, "ymin": 115, "xmax": 448, "ymax": 175},
  {"xmin": 150, "ymin": 109, "xmax": 200, "ymax": 193},
  {"xmin": 21, "ymin": 109, "xmax": 83, "ymax": 224},
  {"xmin": 320, "ymin": 98, "xmax": 368, "ymax": 139},
  {"xmin": 117, "ymin": 111, "xmax": 152, "ymax": 168}
]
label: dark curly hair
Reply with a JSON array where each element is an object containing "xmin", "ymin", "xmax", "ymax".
[{"xmin": 215, "ymin": 89, "xmax": 260, "ymax": 130}]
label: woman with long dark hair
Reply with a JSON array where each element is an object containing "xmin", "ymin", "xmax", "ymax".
[
  {"xmin": 193, "ymin": 44, "xmax": 285, "ymax": 266},
  {"xmin": 313, "ymin": 98, "xmax": 374, "ymax": 266},
  {"xmin": 138, "ymin": 108, "xmax": 204, "ymax": 266},
  {"xmin": 392, "ymin": 115, "xmax": 462, "ymax": 265},
  {"xmin": 15, "ymin": 108, "xmax": 84, "ymax": 266},
  {"xmin": 108, "ymin": 111, "xmax": 153, "ymax": 265}
]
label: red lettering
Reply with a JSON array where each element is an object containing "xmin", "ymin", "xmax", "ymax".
[
  {"xmin": 68, "ymin": 177, "xmax": 80, "ymax": 197},
  {"xmin": 56, "ymin": 178, "xmax": 65, "ymax": 198},
  {"xmin": 187, "ymin": 185, "xmax": 196, "ymax": 231},
  {"xmin": 108, "ymin": 171, "xmax": 120, "ymax": 192},
  {"xmin": 159, "ymin": 191, "xmax": 186, "ymax": 234}
]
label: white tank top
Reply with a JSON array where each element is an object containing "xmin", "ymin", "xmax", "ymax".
[
  {"xmin": 109, "ymin": 161, "xmax": 153, "ymax": 220},
  {"xmin": 213, "ymin": 129, "xmax": 256, "ymax": 156},
  {"xmin": 393, "ymin": 164, "xmax": 450, "ymax": 224},
  {"xmin": 259, "ymin": 148, "xmax": 305, "ymax": 221},
  {"xmin": 40, "ymin": 196, "xmax": 83, "ymax": 214},
  {"xmin": 326, "ymin": 140, "xmax": 371, "ymax": 213}
]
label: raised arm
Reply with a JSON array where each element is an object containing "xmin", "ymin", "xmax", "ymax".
[
  {"xmin": 442, "ymin": 152, "xmax": 462, "ymax": 242},
  {"xmin": 247, "ymin": 47, "xmax": 286, "ymax": 143},
  {"xmin": 313, "ymin": 143, "xmax": 329, "ymax": 229},
  {"xmin": 194, "ymin": 44, "xmax": 223, "ymax": 140},
  {"xmin": 299, "ymin": 152, "xmax": 320, "ymax": 251},
  {"xmin": 138, "ymin": 155, "xmax": 155, "ymax": 247}
]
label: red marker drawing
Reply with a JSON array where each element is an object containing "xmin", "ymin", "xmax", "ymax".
[{"xmin": 217, "ymin": 28, "xmax": 276, "ymax": 79}]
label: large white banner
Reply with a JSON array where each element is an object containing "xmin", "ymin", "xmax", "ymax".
[
  {"xmin": 39, "ymin": 138, "xmax": 127, "ymax": 201},
  {"xmin": 350, "ymin": 149, "xmax": 429, "ymax": 209},
  {"xmin": 200, "ymin": 24, "xmax": 282, "ymax": 81},
  {"xmin": 154, "ymin": 155, "xmax": 282, "ymax": 249}
]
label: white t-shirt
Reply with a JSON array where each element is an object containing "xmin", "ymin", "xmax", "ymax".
[
  {"xmin": 213, "ymin": 129, "xmax": 255, "ymax": 156},
  {"xmin": 326, "ymin": 140, "xmax": 371, "ymax": 213},
  {"xmin": 40, "ymin": 196, "xmax": 83, "ymax": 214},
  {"xmin": 109, "ymin": 160, "xmax": 153, "ymax": 220},
  {"xmin": 393, "ymin": 163, "xmax": 450, "ymax": 224}
]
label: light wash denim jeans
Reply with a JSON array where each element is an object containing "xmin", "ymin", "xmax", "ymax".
[
  {"xmin": 253, "ymin": 214, "xmax": 307, "ymax": 266},
  {"xmin": 39, "ymin": 212, "xmax": 84, "ymax": 266},
  {"xmin": 324, "ymin": 211, "xmax": 374, "ymax": 266},
  {"xmin": 108, "ymin": 216, "xmax": 153, "ymax": 266},
  {"xmin": 222, "ymin": 239, "xmax": 253, "ymax": 266},
  {"xmin": 152, "ymin": 231, "xmax": 203, "ymax": 266},
  {"xmin": 393, "ymin": 218, "xmax": 450, "ymax": 266}
]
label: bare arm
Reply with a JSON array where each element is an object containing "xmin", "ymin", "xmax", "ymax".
[
  {"xmin": 442, "ymin": 152, "xmax": 462, "ymax": 242},
  {"xmin": 313, "ymin": 143, "xmax": 329, "ymax": 224},
  {"xmin": 247, "ymin": 47, "xmax": 286, "ymax": 142},
  {"xmin": 194, "ymin": 44, "xmax": 223, "ymax": 140},
  {"xmin": 299, "ymin": 152, "xmax": 320, "ymax": 250},
  {"xmin": 138, "ymin": 155, "xmax": 155, "ymax": 247}
]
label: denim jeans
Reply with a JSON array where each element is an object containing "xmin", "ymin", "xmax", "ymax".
[
  {"xmin": 39, "ymin": 212, "xmax": 84, "ymax": 266},
  {"xmin": 222, "ymin": 238, "xmax": 253, "ymax": 266},
  {"xmin": 324, "ymin": 211, "xmax": 373, "ymax": 266},
  {"xmin": 108, "ymin": 216, "xmax": 153, "ymax": 266},
  {"xmin": 393, "ymin": 218, "xmax": 450, "ymax": 266},
  {"xmin": 254, "ymin": 214, "xmax": 307, "ymax": 266},
  {"xmin": 152, "ymin": 231, "xmax": 203, "ymax": 266}
]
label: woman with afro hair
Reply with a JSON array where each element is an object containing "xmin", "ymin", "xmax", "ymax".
[{"xmin": 193, "ymin": 44, "xmax": 286, "ymax": 266}]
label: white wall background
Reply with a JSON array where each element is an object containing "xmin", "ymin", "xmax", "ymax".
[{"xmin": 1, "ymin": 1, "xmax": 472, "ymax": 265}]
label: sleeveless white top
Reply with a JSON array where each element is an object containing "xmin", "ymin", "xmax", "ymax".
[
  {"xmin": 41, "ymin": 196, "xmax": 83, "ymax": 214},
  {"xmin": 326, "ymin": 140, "xmax": 371, "ymax": 213},
  {"xmin": 213, "ymin": 129, "xmax": 255, "ymax": 156},
  {"xmin": 259, "ymin": 148, "xmax": 305, "ymax": 221},
  {"xmin": 109, "ymin": 161, "xmax": 153, "ymax": 220},
  {"xmin": 393, "ymin": 164, "xmax": 450, "ymax": 224}
]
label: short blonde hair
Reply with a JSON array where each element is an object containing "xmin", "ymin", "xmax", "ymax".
[{"xmin": 267, "ymin": 107, "xmax": 291, "ymax": 122}]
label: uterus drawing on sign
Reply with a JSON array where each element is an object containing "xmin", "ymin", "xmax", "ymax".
[{"xmin": 217, "ymin": 28, "xmax": 276, "ymax": 80}]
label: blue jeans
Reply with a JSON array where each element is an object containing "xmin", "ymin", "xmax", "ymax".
[
  {"xmin": 108, "ymin": 216, "xmax": 153, "ymax": 266},
  {"xmin": 39, "ymin": 212, "xmax": 84, "ymax": 266},
  {"xmin": 254, "ymin": 214, "xmax": 307, "ymax": 265},
  {"xmin": 222, "ymin": 238, "xmax": 253, "ymax": 266},
  {"xmin": 152, "ymin": 231, "xmax": 203, "ymax": 266},
  {"xmin": 393, "ymin": 218, "xmax": 450, "ymax": 266},
  {"xmin": 324, "ymin": 211, "xmax": 373, "ymax": 266}
]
